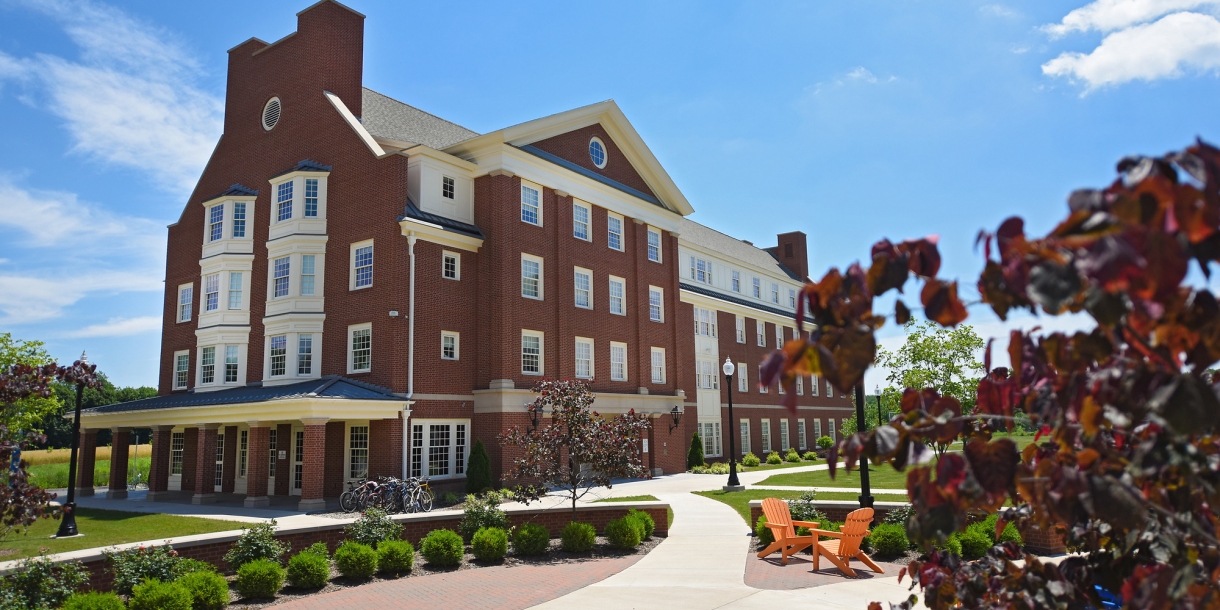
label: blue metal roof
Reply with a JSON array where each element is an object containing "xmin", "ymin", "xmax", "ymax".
[
  {"xmin": 397, "ymin": 198, "xmax": 485, "ymax": 240},
  {"xmin": 207, "ymin": 184, "xmax": 259, "ymax": 200},
  {"xmin": 83, "ymin": 376, "xmax": 402, "ymax": 414},
  {"xmin": 271, "ymin": 159, "xmax": 334, "ymax": 179},
  {"xmin": 680, "ymin": 282, "xmax": 814, "ymax": 323},
  {"xmin": 516, "ymin": 145, "xmax": 666, "ymax": 209}
]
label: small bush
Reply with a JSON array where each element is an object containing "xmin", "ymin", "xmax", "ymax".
[
  {"xmin": 129, "ymin": 580, "xmax": 191, "ymax": 610},
  {"xmin": 471, "ymin": 527, "xmax": 509, "ymax": 562},
  {"xmin": 178, "ymin": 570, "xmax": 229, "ymax": 610},
  {"xmin": 333, "ymin": 542, "xmax": 378, "ymax": 580},
  {"xmin": 981, "ymin": 514, "xmax": 1023, "ymax": 545},
  {"xmin": 458, "ymin": 491, "xmax": 509, "ymax": 541},
  {"xmin": 741, "ymin": 452, "xmax": 761, "ymax": 467},
  {"xmin": 63, "ymin": 591, "xmax": 125, "ymax": 610},
  {"xmin": 234, "ymin": 559, "xmax": 284, "ymax": 599},
  {"xmin": 345, "ymin": 507, "xmax": 402, "ymax": 549},
  {"xmin": 802, "ymin": 451, "xmax": 818, "ymax": 461},
  {"xmin": 788, "ymin": 492, "xmax": 827, "ymax": 524},
  {"xmin": 286, "ymin": 551, "xmax": 329, "ymax": 589},
  {"xmin": 884, "ymin": 504, "xmax": 916, "ymax": 527},
  {"xmin": 816, "ymin": 436, "xmax": 834, "ymax": 449},
  {"xmin": 513, "ymin": 523, "xmax": 550, "ymax": 556},
  {"xmin": 420, "ymin": 529, "xmax": 465, "ymax": 567},
  {"xmin": 605, "ymin": 518, "xmax": 641, "ymax": 549},
  {"xmin": 687, "ymin": 431, "xmax": 705, "ymax": 469},
  {"xmin": 440, "ymin": 491, "xmax": 461, "ymax": 506},
  {"xmin": 303, "ymin": 542, "xmax": 330, "ymax": 558},
  {"xmin": 867, "ymin": 523, "xmax": 909, "ymax": 557},
  {"xmin": 106, "ymin": 544, "xmax": 179, "ymax": 596},
  {"xmin": 626, "ymin": 509, "xmax": 655, "ymax": 540},
  {"xmin": 177, "ymin": 559, "xmax": 216, "ymax": 575},
  {"xmin": 784, "ymin": 448, "xmax": 801, "ymax": 463},
  {"xmin": 691, "ymin": 462, "xmax": 729, "ymax": 474},
  {"xmin": 1, "ymin": 553, "xmax": 89, "ymax": 609},
  {"xmin": 961, "ymin": 524, "xmax": 994, "ymax": 559},
  {"xmin": 755, "ymin": 515, "xmax": 774, "ymax": 546},
  {"xmin": 765, "ymin": 451, "xmax": 783, "ymax": 465},
  {"xmin": 561, "ymin": 521, "xmax": 596, "ymax": 553},
  {"xmin": 937, "ymin": 534, "xmax": 963, "ymax": 557},
  {"xmin": 224, "ymin": 521, "xmax": 289, "ymax": 571},
  {"xmin": 465, "ymin": 440, "xmax": 494, "ymax": 494},
  {"xmin": 377, "ymin": 540, "xmax": 415, "ymax": 574}
]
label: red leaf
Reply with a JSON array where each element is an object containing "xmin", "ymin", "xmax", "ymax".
[{"xmin": 921, "ymin": 280, "xmax": 969, "ymax": 327}]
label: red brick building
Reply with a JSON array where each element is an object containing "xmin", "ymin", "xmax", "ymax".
[{"xmin": 78, "ymin": 1, "xmax": 854, "ymax": 509}]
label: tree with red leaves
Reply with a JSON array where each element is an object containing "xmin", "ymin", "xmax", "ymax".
[
  {"xmin": 501, "ymin": 380, "xmax": 651, "ymax": 514},
  {"xmin": 763, "ymin": 140, "xmax": 1220, "ymax": 609}
]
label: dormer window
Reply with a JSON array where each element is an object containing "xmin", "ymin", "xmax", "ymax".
[
  {"xmin": 277, "ymin": 181, "xmax": 293, "ymax": 222},
  {"xmin": 304, "ymin": 179, "xmax": 319, "ymax": 217},
  {"xmin": 442, "ymin": 176, "xmax": 455, "ymax": 200},
  {"xmin": 208, "ymin": 205, "xmax": 224, "ymax": 242},
  {"xmin": 200, "ymin": 191, "xmax": 255, "ymax": 257},
  {"xmin": 232, "ymin": 202, "xmax": 246, "ymax": 237},
  {"xmin": 267, "ymin": 164, "xmax": 328, "ymax": 240}
]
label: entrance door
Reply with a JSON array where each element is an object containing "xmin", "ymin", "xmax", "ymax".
[
  {"xmin": 214, "ymin": 433, "xmax": 225, "ymax": 493},
  {"xmin": 267, "ymin": 428, "xmax": 277, "ymax": 494},
  {"xmin": 290, "ymin": 428, "xmax": 304, "ymax": 496}
]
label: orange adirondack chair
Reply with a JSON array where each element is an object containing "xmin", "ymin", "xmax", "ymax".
[
  {"xmin": 808, "ymin": 507, "xmax": 884, "ymax": 577},
  {"xmin": 756, "ymin": 498, "xmax": 820, "ymax": 565}
]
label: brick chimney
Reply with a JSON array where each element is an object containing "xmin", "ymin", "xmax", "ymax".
[{"xmin": 776, "ymin": 231, "xmax": 809, "ymax": 280}]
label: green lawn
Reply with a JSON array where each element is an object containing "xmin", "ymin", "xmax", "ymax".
[
  {"xmin": 0, "ymin": 508, "xmax": 241, "ymax": 561},
  {"xmin": 27, "ymin": 458, "xmax": 151, "ymax": 489},
  {"xmin": 756, "ymin": 463, "xmax": 914, "ymax": 489},
  {"xmin": 692, "ymin": 489, "xmax": 905, "ymax": 525},
  {"xmin": 594, "ymin": 495, "xmax": 673, "ymax": 528}
]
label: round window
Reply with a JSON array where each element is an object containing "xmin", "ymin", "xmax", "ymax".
[
  {"xmin": 589, "ymin": 137, "xmax": 607, "ymax": 169},
  {"xmin": 262, "ymin": 97, "xmax": 282, "ymax": 131}
]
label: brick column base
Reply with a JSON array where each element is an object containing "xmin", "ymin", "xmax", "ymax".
[
  {"xmin": 298, "ymin": 420, "xmax": 328, "ymax": 511},
  {"xmin": 244, "ymin": 425, "xmax": 270, "ymax": 508},
  {"xmin": 147, "ymin": 426, "xmax": 174, "ymax": 501},
  {"xmin": 192, "ymin": 425, "xmax": 218, "ymax": 505},
  {"xmin": 106, "ymin": 427, "xmax": 131, "ymax": 499},
  {"xmin": 77, "ymin": 429, "xmax": 98, "ymax": 497}
]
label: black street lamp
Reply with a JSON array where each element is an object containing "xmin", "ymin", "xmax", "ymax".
[
  {"xmin": 55, "ymin": 351, "xmax": 88, "ymax": 538},
  {"xmin": 723, "ymin": 358, "xmax": 743, "ymax": 491},
  {"xmin": 855, "ymin": 383, "xmax": 874, "ymax": 509},
  {"xmin": 875, "ymin": 384, "xmax": 884, "ymax": 430},
  {"xmin": 668, "ymin": 406, "xmax": 682, "ymax": 433}
]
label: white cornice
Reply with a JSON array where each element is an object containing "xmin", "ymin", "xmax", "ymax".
[
  {"xmin": 680, "ymin": 288, "xmax": 802, "ymax": 328},
  {"xmin": 79, "ymin": 397, "xmax": 407, "ymax": 429},
  {"xmin": 269, "ymin": 169, "xmax": 331, "ymax": 184},
  {"xmin": 200, "ymin": 193, "xmax": 257, "ymax": 209},
  {"xmin": 324, "ymin": 91, "xmax": 390, "ymax": 158},
  {"xmin": 398, "ymin": 145, "xmax": 478, "ymax": 172},
  {"xmin": 399, "ymin": 222, "xmax": 483, "ymax": 253}
]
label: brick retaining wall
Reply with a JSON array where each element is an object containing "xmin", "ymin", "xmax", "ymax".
[
  {"xmin": 748, "ymin": 499, "xmax": 905, "ymax": 526},
  {"xmin": 2, "ymin": 501, "xmax": 668, "ymax": 593}
]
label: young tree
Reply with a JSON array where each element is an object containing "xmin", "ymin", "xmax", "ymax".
[
  {"xmin": 687, "ymin": 431, "xmax": 704, "ymax": 469},
  {"xmin": 465, "ymin": 439, "xmax": 493, "ymax": 494},
  {"xmin": 500, "ymin": 380, "xmax": 651, "ymax": 514},
  {"xmin": 762, "ymin": 142, "xmax": 1220, "ymax": 609},
  {"xmin": 876, "ymin": 320, "xmax": 985, "ymax": 413},
  {"xmin": 0, "ymin": 334, "xmax": 62, "ymax": 433}
]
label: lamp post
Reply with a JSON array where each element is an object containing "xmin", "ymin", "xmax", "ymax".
[
  {"xmin": 855, "ymin": 383, "xmax": 874, "ymax": 509},
  {"xmin": 722, "ymin": 358, "xmax": 744, "ymax": 491},
  {"xmin": 875, "ymin": 384, "xmax": 884, "ymax": 430},
  {"xmin": 55, "ymin": 351, "xmax": 88, "ymax": 538}
]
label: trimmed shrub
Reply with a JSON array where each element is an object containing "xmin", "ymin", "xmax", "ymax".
[
  {"xmin": 62, "ymin": 592, "xmax": 125, "ymax": 610},
  {"xmin": 867, "ymin": 523, "xmax": 909, "ymax": 557},
  {"xmin": 802, "ymin": 451, "xmax": 818, "ymax": 461},
  {"xmin": 755, "ymin": 515, "xmax": 774, "ymax": 546},
  {"xmin": 178, "ymin": 570, "xmax": 229, "ymax": 610},
  {"xmin": 512, "ymin": 523, "xmax": 550, "ymax": 556},
  {"xmin": 605, "ymin": 518, "xmax": 641, "ymax": 549},
  {"xmin": 691, "ymin": 462, "xmax": 730, "ymax": 474},
  {"xmin": 765, "ymin": 451, "xmax": 783, "ymax": 465},
  {"xmin": 465, "ymin": 440, "xmax": 493, "ymax": 494},
  {"xmin": 286, "ymin": 551, "xmax": 329, "ymax": 589},
  {"xmin": 884, "ymin": 504, "xmax": 916, "ymax": 527},
  {"xmin": 981, "ymin": 514, "xmax": 1023, "ymax": 545},
  {"xmin": 345, "ymin": 507, "xmax": 402, "ymax": 549},
  {"xmin": 129, "ymin": 580, "xmax": 191, "ymax": 610},
  {"xmin": 224, "ymin": 521, "xmax": 289, "ymax": 570},
  {"xmin": 788, "ymin": 492, "xmax": 827, "ymax": 524},
  {"xmin": 458, "ymin": 491, "xmax": 510, "ymax": 541},
  {"xmin": 303, "ymin": 542, "xmax": 330, "ymax": 558},
  {"xmin": 937, "ymin": 534, "xmax": 963, "ymax": 557},
  {"xmin": 377, "ymin": 540, "xmax": 415, "ymax": 574},
  {"xmin": 333, "ymin": 542, "xmax": 378, "ymax": 580},
  {"xmin": 626, "ymin": 509, "xmax": 655, "ymax": 539},
  {"xmin": 177, "ymin": 559, "xmax": 216, "ymax": 575},
  {"xmin": 472, "ymin": 527, "xmax": 509, "ymax": 562},
  {"xmin": 959, "ymin": 526, "xmax": 992, "ymax": 559},
  {"xmin": 420, "ymin": 529, "xmax": 465, "ymax": 567},
  {"xmin": 1, "ymin": 553, "xmax": 89, "ymax": 609},
  {"xmin": 234, "ymin": 559, "xmax": 284, "ymax": 599},
  {"xmin": 817, "ymin": 436, "xmax": 834, "ymax": 449},
  {"xmin": 561, "ymin": 521, "xmax": 596, "ymax": 553},
  {"xmin": 106, "ymin": 544, "xmax": 180, "ymax": 596},
  {"xmin": 784, "ymin": 448, "xmax": 801, "ymax": 463},
  {"xmin": 742, "ymin": 452, "xmax": 761, "ymax": 467},
  {"xmin": 687, "ymin": 432, "xmax": 704, "ymax": 469}
]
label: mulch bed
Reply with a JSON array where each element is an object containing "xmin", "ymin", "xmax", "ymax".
[{"xmin": 225, "ymin": 536, "xmax": 662, "ymax": 609}]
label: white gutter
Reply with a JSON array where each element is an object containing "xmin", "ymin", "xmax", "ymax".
[{"xmin": 404, "ymin": 232, "xmax": 418, "ymax": 477}]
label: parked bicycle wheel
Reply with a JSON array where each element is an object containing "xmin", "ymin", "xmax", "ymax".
[
  {"xmin": 417, "ymin": 487, "xmax": 434, "ymax": 512},
  {"xmin": 340, "ymin": 491, "xmax": 358, "ymax": 512}
]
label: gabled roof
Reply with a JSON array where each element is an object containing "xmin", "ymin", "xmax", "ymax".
[
  {"xmin": 443, "ymin": 100, "xmax": 694, "ymax": 216},
  {"xmin": 82, "ymin": 376, "xmax": 400, "ymax": 414},
  {"xmin": 360, "ymin": 88, "xmax": 479, "ymax": 149},
  {"xmin": 678, "ymin": 217, "xmax": 801, "ymax": 281},
  {"xmin": 516, "ymin": 144, "xmax": 663, "ymax": 208}
]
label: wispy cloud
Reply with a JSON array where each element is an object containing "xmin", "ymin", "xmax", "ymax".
[
  {"xmin": 65, "ymin": 316, "xmax": 162, "ymax": 338},
  {"xmin": 806, "ymin": 66, "xmax": 898, "ymax": 97},
  {"xmin": 1043, "ymin": 0, "xmax": 1219, "ymax": 37},
  {"xmin": 0, "ymin": 0, "xmax": 221, "ymax": 195},
  {"xmin": 980, "ymin": 4, "xmax": 1021, "ymax": 18}
]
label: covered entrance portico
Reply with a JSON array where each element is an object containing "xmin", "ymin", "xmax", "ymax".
[{"xmin": 77, "ymin": 377, "xmax": 409, "ymax": 511}]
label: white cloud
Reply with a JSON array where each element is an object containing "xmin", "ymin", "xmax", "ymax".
[
  {"xmin": 0, "ymin": 271, "xmax": 160, "ymax": 325},
  {"xmin": 980, "ymin": 4, "xmax": 1020, "ymax": 18},
  {"xmin": 806, "ymin": 66, "xmax": 898, "ymax": 96},
  {"xmin": 66, "ymin": 316, "xmax": 162, "ymax": 338},
  {"xmin": 0, "ymin": 0, "xmax": 221, "ymax": 194},
  {"xmin": 1044, "ymin": 0, "xmax": 1219, "ymax": 36},
  {"xmin": 1043, "ymin": 11, "xmax": 1220, "ymax": 89}
]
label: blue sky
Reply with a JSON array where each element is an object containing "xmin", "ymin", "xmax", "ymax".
[{"xmin": 2, "ymin": 0, "xmax": 1220, "ymax": 390}]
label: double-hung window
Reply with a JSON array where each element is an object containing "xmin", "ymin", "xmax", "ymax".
[
  {"xmin": 607, "ymin": 214, "xmax": 624, "ymax": 251},
  {"xmin": 409, "ymin": 420, "xmax": 469, "ymax": 479},
  {"xmin": 276, "ymin": 181, "xmax": 293, "ymax": 222},
  {"xmin": 575, "ymin": 338, "xmax": 593, "ymax": 379},
  {"xmin": 208, "ymin": 204, "xmax": 224, "ymax": 242},
  {"xmin": 204, "ymin": 274, "xmax": 219, "ymax": 311},
  {"xmin": 758, "ymin": 365, "xmax": 768, "ymax": 393},
  {"xmin": 772, "ymin": 283, "xmax": 780, "ymax": 304},
  {"xmin": 273, "ymin": 257, "xmax": 290, "ymax": 298},
  {"xmin": 776, "ymin": 326, "xmax": 784, "ymax": 351},
  {"xmin": 740, "ymin": 420, "xmax": 751, "ymax": 455},
  {"xmin": 300, "ymin": 255, "xmax": 315, "ymax": 295},
  {"xmin": 304, "ymin": 178, "xmax": 319, "ymax": 217},
  {"xmin": 798, "ymin": 419, "xmax": 807, "ymax": 451},
  {"xmin": 752, "ymin": 277, "xmax": 761, "ymax": 299},
  {"xmin": 756, "ymin": 321, "xmax": 766, "ymax": 347},
  {"xmin": 353, "ymin": 243, "xmax": 373, "ymax": 289},
  {"xmin": 789, "ymin": 288, "xmax": 797, "ymax": 308},
  {"xmin": 200, "ymin": 347, "xmax": 216, "ymax": 384},
  {"xmin": 609, "ymin": 277, "xmax": 625, "ymax": 315},
  {"xmin": 694, "ymin": 307, "xmax": 717, "ymax": 337},
  {"xmin": 228, "ymin": 272, "xmax": 243, "ymax": 310},
  {"xmin": 574, "ymin": 268, "xmax": 592, "ymax": 309},
  {"xmin": 522, "ymin": 331, "xmax": 543, "ymax": 375},
  {"xmin": 232, "ymin": 202, "xmax": 246, "ymax": 238},
  {"xmin": 737, "ymin": 363, "xmax": 748, "ymax": 392},
  {"xmin": 298, "ymin": 334, "xmax": 313, "ymax": 375},
  {"xmin": 442, "ymin": 252, "xmax": 459, "ymax": 280},
  {"xmin": 735, "ymin": 316, "xmax": 746, "ymax": 343},
  {"xmin": 829, "ymin": 419, "xmax": 837, "ymax": 442},
  {"xmin": 690, "ymin": 257, "xmax": 712, "ymax": 284},
  {"xmin": 349, "ymin": 325, "xmax": 371, "ymax": 373},
  {"xmin": 270, "ymin": 336, "xmax": 287, "ymax": 376},
  {"xmin": 349, "ymin": 426, "xmax": 369, "ymax": 479},
  {"xmin": 701, "ymin": 422, "xmax": 722, "ymax": 457},
  {"xmin": 224, "ymin": 346, "xmax": 239, "ymax": 383},
  {"xmin": 827, "ymin": 380, "xmax": 834, "ymax": 398},
  {"xmin": 811, "ymin": 374, "xmax": 820, "ymax": 396},
  {"xmin": 646, "ymin": 228, "xmax": 661, "ymax": 262},
  {"xmin": 441, "ymin": 176, "xmax": 455, "ymax": 200},
  {"xmin": 648, "ymin": 287, "xmax": 663, "ymax": 322},
  {"xmin": 573, "ymin": 202, "xmax": 590, "ymax": 240},
  {"xmin": 171, "ymin": 432, "xmax": 184, "ymax": 475},
  {"xmin": 522, "ymin": 255, "xmax": 542, "ymax": 299},
  {"xmin": 177, "ymin": 284, "xmax": 193, "ymax": 322},
  {"xmin": 174, "ymin": 352, "xmax": 189, "ymax": 390},
  {"xmin": 441, "ymin": 332, "xmax": 459, "ymax": 360},
  {"xmin": 796, "ymin": 376, "xmax": 804, "ymax": 395},
  {"xmin": 651, "ymin": 348, "xmax": 665, "ymax": 383},
  {"xmin": 814, "ymin": 419, "xmax": 822, "ymax": 439},
  {"xmin": 732, "ymin": 270, "xmax": 741, "ymax": 292},
  {"xmin": 761, "ymin": 420, "xmax": 772, "ymax": 452},
  {"xmin": 697, "ymin": 360, "xmax": 719, "ymax": 389},
  {"xmin": 780, "ymin": 419, "xmax": 790, "ymax": 451},
  {"xmin": 521, "ymin": 184, "xmax": 540, "ymax": 225},
  {"xmin": 610, "ymin": 342, "xmax": 627, "ymax": 381}
]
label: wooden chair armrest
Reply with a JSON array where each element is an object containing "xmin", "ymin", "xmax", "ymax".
[
  {"xmin": 808, "ymin": 529, "xmax": 844, "ymax": 538},
  {"xmin": 767, "ymin": 521, "xmax": 790, "ymax": 529},
  {"xmin": 791, "ymin": 520, "xmax": 820, "ymax": 528}
]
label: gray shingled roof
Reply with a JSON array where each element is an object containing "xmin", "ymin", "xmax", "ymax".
[
  {"xmin": 83, "ymin": 376, "xmax": 402, "ymax": 414},
  {"xmin": 361, "ymin": 88, "xmax": 479, "ymax": 149},
  {"xmin": 678, "ymin": 218, "xmax": 800, "ymax": 281}
]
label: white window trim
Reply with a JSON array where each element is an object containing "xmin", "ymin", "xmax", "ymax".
[
  {"xmin": 610, "ymin": 341, "xmax": 628, "ymax": 382},
  {"xmin": 731, "ymin": 270, "xmax": 741, "ymax": 293},
  {"xmin": 442, "ymin": 251, "xmax": 461, "ymax": 281},
  {"xmin": 442, "ymin": 175, "xmax": 456, "ymax": 200},
  {"xmin": 737, "ymin": 362, "xmax": 747, "ymax": 393},
  {"xmin": 575, "ymin": 337, "xmax": 594, "ymax": 379},
  {"xmin": 173, "ymin": 350, "xmax": 190, "ymax": 390},
  {"xmin": 829, "ymin": 418, "xmax": 837, "ymax": 442},
  {"xmin": 522, "ymin": 329, "xmax": 544, "ymax": 375},
  {"xmin": 520, "ymin": 180, "xmax": 543, "ymax": 227},
  {"xmin": 608, "ymin": 275, "xmax": 626, "ymax": 316},
  {"xmin": 761, "ymin": 419, "xmax": 772, "ymax": 453},
  {"xmin": 572, "ymin": 200, "xmax": 591, "ymax": 241},
  {"xmin": 814, "ymin": 419, "xmax": 823, "ymax": 439},
  {"xmin": 740, "ymin": 419, "xmax": 751, "ymax": 455},
  {"xmin": 798, "ymin": 419, "xmax": 808, "ymax": 451},
  {"xmin": 650, "ymin": 347, "xmax": 666, "ymax": 384},
  {"xmin": 735, "ymin": 316, "xmax": 746, "ymax": 343},
  {"xmin": 348, "ymin": 323, "xmax": 372, "ymax": 374},
  {"xmin": 648, "ymin": 286, "xmax": 664, "ymax": 322},
  {"xmin": 779, "ymin": 419, "xmax": 790, "ymax": 451},
  {"xmin": 177, "ymin": 283, "xmax": 193, "ymax": 323},
  {"xmin": 646, "ymin": 226, "xmax": 662, "ymax": 263},
  {"xmin": 759, "ymin": 365, "xmax": 768, "ymax": 393},
  {"xmin": 776, "ymin": 326, "xmax": 784, "ymax": 351},
  {"xmin": 756, "ymin": 320, "xmax": 766, "ymax": 347},
  {"xmin": 752, "ymin": 277, "xmax": 761, "ymax": 299},
  {"xmin": 811, "ymin": 374, "xmax": 820, "ymax": 396},
  {"xmin": 589, "ymin": 136, "xmax": 608, "ymax": 169},
  {"xmin": 268, "ymin": 334, "xmax": 289, "ymax": 378},
  {"xmin": 606, "ymin": 212, "xmax": 625, "ymax": 252},
  {"xmin": 409, "ymin": 419, "xmax": 471, "ymax": 481},
  {"xmin": 350, "ymin": 240, "xmax": 374, "ymax": 291},
  {"xmin": 441, "ymin": 331, "xmax": 459, "ymax": 360},
  {"xmin": 522, "ymin": 253, "xmax": 544, "ymax": 300},
  {"xmin": 796, "ymin": 376, "xmax": 804, "ymax": 395},
  {"xmin": 700, "ymin": 421, "xmax": 723, "ymax": 458},
  {"xmin": 574, "ymin": 267, "xmax": 593, "ymax": 310}
]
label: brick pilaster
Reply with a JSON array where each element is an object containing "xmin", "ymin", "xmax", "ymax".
[
  {"xmin": 275, "ymin": 423, "xmax": 292, "ymax": 496},
  {"xmin": 244, "ymin": 424, "xmax": 270, "ymax": 507},
  {"xmin": 192, "ymin": 425, "xmax": 218, "ymax": 504},
  {"xmin": 106, "ymin": 427, "xmax": 131, "ymax": 499},
  {"xmin": 77, "ymin": 429, "xmax": 98, "ymax": 496},
  {"xmin": 299, "ymin": 420, "xmax": 328, "ymax": 511},
  {"xmin": 148, "ymin": 426, "xmax": 173, "ymax": 500},
  {"xmin": 368, "ymin": 418, "xmax": 402, "ymax": 480},
  {"xmin": 221, "ymin": 425, "xmax": 238, "ymax": 493},
  {"xmin": 182, "ymin": 427, "xmax": 198, "ymax": 493},
  {"xmin": 324, "ymin": 421, "xmax": 345, "ymax": 498}
]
